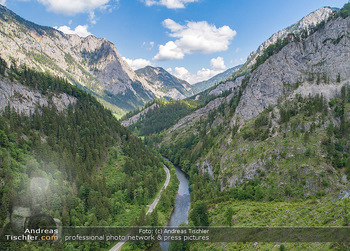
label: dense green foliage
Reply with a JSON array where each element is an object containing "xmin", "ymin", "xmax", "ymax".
[
  {"xmin": 128, "ymin": 99, "xmax": 199, "ymax": 136},
  {"xmin": 120, "ymin": 4, "xmax": 350, "ymax": 250},
  {"xmin": 189, "ymin": 200, "xmax": 209, "ymax": 226},
  {"xmin": 251, "ymin": 37, "xmax": 290, "ymax": 72},
  {"xmin": 151, "ymin": 86, "xmax": 350, "ymax": 249},
  {"xmin": 190, "ymin": 198, "xmax": 350, "ymax": 250},
  {"xmin": 337, "ymin": 1, "xmax": 350, "ymax": 18},
  {"xmin": 0, "ymin": 59, "xmax": 169, "ymax": 250},
  {"xmin": 0, "ymin": 57, "xmax": 6, "ymax": 75}
]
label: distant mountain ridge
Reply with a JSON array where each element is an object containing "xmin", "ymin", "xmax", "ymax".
[
  {"xmin": 120, "ymin": 6, "xmax": 339, "ymax": 126},
  {"xmin": 0, "ymin": 5, "xmax": 196, "ymax": 117},
  {"xmin": 193, "ymin": 65, "xmax": 242, "ymax": 93},
  {"xmin": 135, "ymin": 66, "xmax": 198, "ymax": 100}
]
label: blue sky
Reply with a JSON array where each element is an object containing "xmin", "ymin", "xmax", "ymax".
[{"xmin": 1, "ymin": 0, "xmax": 348, "ymax": 83}]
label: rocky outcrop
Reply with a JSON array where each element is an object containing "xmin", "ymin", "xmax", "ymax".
[
  {"xmin": 0, "ymin": 5, "xmax": 188, "ymax": 113},
  {"xmin": 209, "ymin": 75, "xmax": 244, "ymax": 96},
  {"xmin": 207, "ymin": 7, "xmax": 335, "ymax": 99},
  {"xmin": 236, "ymin": 16, "xmax": 350, "ymax": 121},
  {"xmin": 136, "ymin": 66, "xmax": 197, "ymax": 100},
  {"xmin": 246, "ymin": 7, "xmax": 335, "ymax": 67},
  {"xmin": 0, "ymin": 78, "xmax": 76, "ymax": 115},
  {"xmin": 169, "ymin": 93, "xmax": 235, "ymax": 132},
  {"xmin": 121, "ymin": 103, "xmax": 159, "ymax": 127}
]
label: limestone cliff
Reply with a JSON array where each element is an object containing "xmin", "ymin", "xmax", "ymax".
[
  {"xmin": 237, "ymin": 15, "xmax": 350, "ymax": 120},
  {"xmin": 0, "ymin": 77, "xmax": 76, "ymax": 115},
  {"xmin": 246, "ymin": 7, "xmax": 335, "ymax": 67},
  {"xmin": 0, "ymin": 5, "xmax": 190, "ymax": 115},
  {"xmin": 210, "ymin": 7, "xmax": 335, "ymax": 97},
  {"xmin": 136, "ymin": 66, "xmax": 197, "ymax": 100}
]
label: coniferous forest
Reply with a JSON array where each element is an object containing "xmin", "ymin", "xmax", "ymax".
[
  {"xmin": 1, "ymin": 2, "xmax": 350, "ymax": 251},
  {"xmin": 0, "ymin": 58, "xmax": 178, "ymax": 250}
]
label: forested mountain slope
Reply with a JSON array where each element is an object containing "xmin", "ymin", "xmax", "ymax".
[
  {"xmin": 142, "ymin": 4, "xmax": 350, "ymax": 216},
  {"xmin": 116, "ymin": 2, "xmax": 334, "ymax": 129},
  {"xmin": 0, "ymin": 57, "xmax": 173, "ymax": 250}
]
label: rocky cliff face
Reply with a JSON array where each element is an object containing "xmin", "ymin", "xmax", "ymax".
[
  {"xmin": 0, "ymin": 77, "xmax": 76, "ymax": 115},
  {"xmin": 208, "ymin": 76, "xmax": 244, "ymax": 96},
  {"xmin": 236, "ymin": 15, "xmax": 350, "ymax": 121},
  {"xmin": 121, "ymin": 103, "xmax": 159, "ymax": 127},
  {"xmin": 169, "ymin": 93, "xmax": 235, "ymax": 133},
  {"xmin": 136, "ymin": 66, "xmax": 197, "ymax": 100},
  {"xmin": 0, "ymin": 5, "xmax": 187, "ymax": 115},
  {"xmin": 209, "ymin": 7, "xmax": 335, "ymax": 97},
  {"xmin": 246, "ymin": 7, "xmax": 335, "ymax": 68}
]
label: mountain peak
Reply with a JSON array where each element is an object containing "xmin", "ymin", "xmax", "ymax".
[
  {"xmin": 0, "ymin": 3, "xmax": 57, "ymax": 37},
  {"xmin": 0, "ymin": 4, "xmax": 200, "ymax": 114},
  {"xmin": 0, "ymin": 5, "xmax": 157, "ymax": 115},
  {"xmin": 136, "ymin": 66, "xmax": 197, "ymax": 100},
  {"xmin": 237, "ymin": 12, "xmax": 350, "ymax": 121},
  {"xmin": 246, "ymin": 7, "xmax": 334, "ymax": 67}
]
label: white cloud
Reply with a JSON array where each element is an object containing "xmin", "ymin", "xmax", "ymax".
[
  {"xmin": 37, "ymin": 0, "xmax": 114, "ymax": 15},
  {"xmin": 154, "ymin": 19, "xmax": 236, "ymax": 61},
  {"xmin": 173, "ymin": 66, "xmax": 190, "ymax": 80},
  {"xmin": 122, "ymin": 57, "xmax": 153, "ymax": 70},
  {"xmin": 155, "ymin": 41, "xmax": 185, "ymax": 61},
  {"xmin": 143, "ymin": 0, "xmax": 197, "ymax": 9},
  {"xmin": 169, "ymin": 57, "xmax": 227, "ymax": 84},
  {"xmin": 89, "ymin": 11, "xmax": 97, "ymax": 24},
  {"xmin": 142, "ymin": 41, "xmax": 155, "ymax": 50},
  {"xmin": 0, "ymin": 0, "xmax": 6, "ymax": 6},
  {"xmin": 194, "ymin": 67, "xmax": 225, "ymax": 83},
  {"xmin": 210, "ymin": 56, "xmax": 226, "ymax": 71},
  {"xmin": 54, "ymin": 25, "xmax": 92, "ymax": 37},
  {"xmin": 163, "ymin": 18, "xmax": 183, "ymax": 32}
]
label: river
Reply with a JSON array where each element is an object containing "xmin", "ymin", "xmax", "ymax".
[{"xmin": 160, "ymin": 165, "xmax": 191, "ymax": 251}]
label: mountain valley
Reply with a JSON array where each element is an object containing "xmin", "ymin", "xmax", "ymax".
[
  {"xmin": 1, "ymin": 2, "xmax": 350, "ymax": 251},
  {"xmin": 123, "ymin": 3, "xmax": 350, "ymax": 250},
  {"xmin": 0, "ymin": 5, "xmax": 198, "ymax": 118}
]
